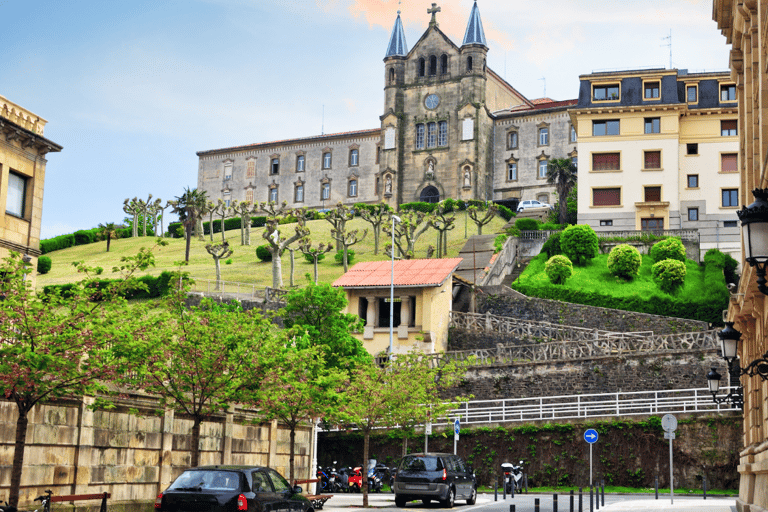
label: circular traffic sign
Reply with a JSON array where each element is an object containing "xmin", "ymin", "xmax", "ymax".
[
  {"xmin": 454, "ymin": 419, "xmax": 461, "ymax": 436},
  {"xmin": 661, "ymin": 414, "xmax": 678, "ymax": 432},
  {"xmin": 584, "ymin": 429, "xmax": 599, "ymax": 444}
]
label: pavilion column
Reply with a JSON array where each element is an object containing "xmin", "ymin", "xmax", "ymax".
[
  {"xmin": 364, "ymin": 297, "xmax": 376, "ymax": 339},
  {"xmin": 398, "ymin": 296, "xmax": 410, "ymax": 339}
]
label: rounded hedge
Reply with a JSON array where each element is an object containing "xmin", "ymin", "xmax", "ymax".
[
  {"xmin": 560, "ymin": 224, "xmax": 599, "ymax": 265},
  {"xmin": 37, "ymin": 256, "xmax": 52, "ymax": 275},
  {"xmin": 652, "ymin": 259, "xmax": 687, "ymax": 294},
  {"xmin": 545, "ymin": 255, "xmax": 573, "ymax": 285},
  {"xmin": 650, "ymin": 237, "xmax": 686, "ymax": 263},
  {"xmin": 256, "ymin": 245, "xmax": 273, "ymax": 262},
  {"xmin": 607, "ymin": 244, "xmax": 642, "ymax": 279},
  {"xmin": 515, "ymin": 218, "xmax": 540, "ymax": 231},
  {"xmin": 335, "ymin": 249, "xmax": 355, "ymax": 265}
]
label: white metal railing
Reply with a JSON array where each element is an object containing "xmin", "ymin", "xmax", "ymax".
[
  {"xmin": 189, "ymin": 278, "xmax": 261, "ymax": 298},
  {"xmin": 430, "ymin": 387, "xmax": 739, "ymax": 427}
]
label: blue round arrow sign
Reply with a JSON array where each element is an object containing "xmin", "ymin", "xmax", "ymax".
[
  {"xmin": 584, "ymin": 429, "xmax": 599, "ymax": 444},
  {"xmin": 454, "ymin": 419, "xmax": 461, "ymax": 436}
]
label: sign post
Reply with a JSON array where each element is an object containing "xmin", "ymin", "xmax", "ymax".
[
  {"xmin": 584, "ymin": 429, "xmax": 599, "ymax": 488},
  {"xmin": 454, "ymin": 419, "xmax": 460, "ymax": 455},
  {"xmin": 662, "ymin": 414, "xmax": 678, "ymax": 505}
]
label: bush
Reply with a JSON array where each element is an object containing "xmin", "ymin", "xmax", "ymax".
[
  {"xmin": 37, "ymin": 256, "xmax": 52, "ymax": 274},
  {"xmin": 494, "ymin": 234, "xmax": 508, "ymax": 253},
  {"xmin": 39, "ymin": 233, "xmax": 76, "ymax": 254},
  {"xmin": 400, "ymin": 201, "xmax": 438, "ymax": 214},
  {"xmin": 256, "ymin": 245, "xmax": 272, "ymax": 262},
  {"xmin": 303, "ymin": 251, "xmax": 326, "ymax": 264},
  {"xmin": 497, "ymin": 204, "xmax": 515, "ymax": 221},
  {"xmin": 73, "ymin": 229, "xmax": 96, "ymax": 246},
  {"xmin": 650, "ymin": 237, "xmax": 686, "ymax": 263},
  {"xmin": 545, "ymin": 255, "xmax": 573, "ymax": 285},
  {"xmin": 515, "ymin": 218, "xmax": 540, "ymax": 231},
  {"xmin": 335, "ymin": 249, "xmax": 355, "ymax": 265},
  {"xmin": 539, "ymin": 222, "xmax": 565, "ymax": 231},
  {"xmin": 723, "ymin": 252, "xmax": 739, "ymax": 284},
  {"xmin": 541, "ymin": 232, "xmax": 562, "ymax": 259},
  {"xmin": 560, "ymin": 225, "xmax": 599, "ymax": 265},
  {"xmin": 607, "ymin": 244, "xmax": 641, "ymax": 279},
  {"xmin": 652, "ymin": 259, "xmax": 687, "ymax": 294},
  {"xmin": 42, "ymin": 270, "xmax": 182, "ymax": 300}
]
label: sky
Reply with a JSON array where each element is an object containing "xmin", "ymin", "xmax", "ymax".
[{"xmin": 2, "ymin": 0, "xmax": 732, "ymax": 239}]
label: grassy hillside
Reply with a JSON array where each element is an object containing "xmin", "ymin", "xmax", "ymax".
[{"xmin": 37, "ymin": 215, "xmax": 508, "ymax": 291}]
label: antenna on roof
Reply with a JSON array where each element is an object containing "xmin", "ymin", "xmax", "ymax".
[
  {"xmin": 661, "ymin": 30, "xmax": 672, "ymax": 69},
  {"xmin": 538, "ymin": 77, "xmax": 546, "ymax": 98}
]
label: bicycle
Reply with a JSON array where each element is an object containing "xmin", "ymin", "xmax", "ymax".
[{"xmin": 33, "ymin": 490, "xmax": 52, "ymax": 512}]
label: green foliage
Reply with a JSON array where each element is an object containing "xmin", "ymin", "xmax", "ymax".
[
  {"xmin": 560, "ymin": 224, "xmax": 599, "ymax": 265},
  {"xmin": 539, "ymin": 222, "xmax": 565, "ymax": 231},
  {"xmin": 304, "ymin": 251, "xmax": 326, "ymax": 264},
  {"xmin": 36, "ymin": 256, "xmax": 52, "ymax": 274},
  {"xmin": 607, "ymin": 244, "xmax": 642, "ymax": 279},
  {"xmin": 496, "ymin": 204, "xmax": 515, "ymax": 221},
  {"xmin": 493, "ymin": 234, "xmax": 508, "ymax": 253},
  {"xmin": 335, "ymin": 249, "xmax": 355, "ymax": 265},
  {"xmin": 650, "ymin": 237, "xmax": 686, "ymax": 263},
  {"xmin": 400, "ymin": 201, "xmax": 438, "ymax": 214},
  {"xmin": 224, "ymin": 258, "xmax": 233, "ymax": 265},
  {"xmin": 43, "ymin": 270, "xmax": 183, "ymax": 300},
  {"xmin": 652, "ymin": 259, "xmax": 687, "ymax": 294},
  {"xmin": 515, "ymin": 218, "xmax": 540, "ymax": 231},
  {"xmin": 541, "ymin": 232, "xmax": 562, "ymax": 259},
  {"xmin": 545, "ymin": 255, "xmax": 573, "ymax": 285},
  {"xmin": 706, "ymin": 248, "xmax": 740, "ymax": 284},
  {"xmin": 256, "ymin": 244, "xmax": 272, "ymax": 262}
]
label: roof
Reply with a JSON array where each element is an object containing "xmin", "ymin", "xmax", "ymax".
[
  {"xmin": 197, "ymin": 128, "xmax": 380, "ymax": 157},
  {"xmin": 462, "ymin": 1, "xmax": 487, "ymax": 47},
  {"xmin": 385, "ymin": 12, "xmax": 408, "ymax": 57},
  {"xmin": 333, "ymin": 258, "xmax": 463, "ymax": 289}
]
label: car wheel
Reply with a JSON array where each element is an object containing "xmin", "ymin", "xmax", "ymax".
[
  {"xmin": 440, "ymin": 488, "xmax": 454, "ymax": 508},
  {"xmin": 466, "ymin": 487, "xmax": 476, "ymax": 506},
  {"xmin": 395, "ymin": 496, "xmax": 407, "ymax": 508},
  {"xmin": 422, "ymin": 499, "xmax": 431, "ymax": 505}
]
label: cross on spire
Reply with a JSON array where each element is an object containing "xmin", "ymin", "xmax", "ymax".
[{"xmin": 427, "ymin": 3, "xmax": 441, "ymax": 26}]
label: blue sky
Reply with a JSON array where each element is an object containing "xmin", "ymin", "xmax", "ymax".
[{"xmin": 3, "ymin": 0, "xmax": 730, "ymax": 239}]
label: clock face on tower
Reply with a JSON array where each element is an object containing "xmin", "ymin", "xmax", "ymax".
[{"xmin": 425, "ymin": 94, "xmax": 440, "ymax": 109}]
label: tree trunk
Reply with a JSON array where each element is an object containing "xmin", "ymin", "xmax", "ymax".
[
  {"xmin": 343, "ymin": 246, "xmax": 349, "ymax": 273},
  {"xmin": 196, "ymin": 218, "xmax": 205, "ymax": 241},
  {"xmin": 143, "ymin": 213, "xmax": 148, "ymax": 237},
  {"xmin": 133, "ymin": 213, "xmax": 139, "ymax": 237},
  {"xmin": 313, "ymin": 258, "xmax": 319, "ymax": 284},
  {"xmin": 362, "ymin": 429, "xmax": 370, "ymax": 507},
  {"xmin": 191, "ymin": 417, "xmax": 202, "ymax": 468},
  {"xmin": 289, "ymin": 426, "xmax": 296, "ymax": 485},
  {"xmin": 373, "ymin": 226, "xmax": 380, "ymax": 255},
  {"xmin": 214, "ymin": 258, "xmax": 222, "ymax": 290},
  {"xmin": 220, "ymin": 215, "xmax": 226, "ymax": 243},
  {"xmin": 289, "ymin": 249, "xmax": 295, "ymax": 288},
  {"xmin": 185, "ymin": 232, "xmax": 192, "ymax": 263},
  {"xmin": 558, "ymin": 185, "xmax": 568, "ymax": 225},
  {"xmin": 9, "ymin": 408, "xmax": 29, "ymax": 507},
  {"xmin": 245, "ymin": 222, "xmax": 251, "ymax": 246},
  {"xmin": 271, "ymin": 249, "xmax": 283, "ymax": 289},
  {"xmin": 106, "ymin": 236, "xmax": 111, "ymax": 253}
]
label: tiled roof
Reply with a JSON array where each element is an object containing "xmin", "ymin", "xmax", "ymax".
[
  {"xmin": 534, "ymin": 99, "xmax": 578, "ymax": 109},
  {"xmin": 197, "ymin": 128, "xmax": 380, "ymax": 156},
  {"xmin": 532, "ymin": 98, "xmax": 555, "ymax": 105},
  {"xmin": 385, "ymin": 12, "xmax": 408, "ymax": 57},
  {"xmin": 333, "ymin": 258, "xmax": 463, "ymax": 288}
]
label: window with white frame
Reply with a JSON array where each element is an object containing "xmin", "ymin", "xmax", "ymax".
[
  {"xmin": 321, "ymin": 182, "xmax": 330, "ymax": 200},
  {"xmin": 507, "ymin": 161, "xmax": 517, "ymax": 181},
  {"xmin": 349, "ymin": 149, "xmax": 359, "ymax": 167},
  {"xmin": 296, "ymin": 155, "xmax": 305, "ymax": 172},
  {"xmin": 295, "ymin": 184, "xmax": 304, "ymax": 202},
  {"xmin": 6, "ymin": 172, "xmax": 27, "ymax": 218},
  {"xmin": 269, "ymin": 187, "xmax": 278, "ymax": 203},
  {"xmin": 507, "ymin": 131, "xmax": 518, "ymax": 149},
  {"xmin": 224, "ymin": 162, "xmax": 233, "ymax": 181},
  {"xmin": 427, "ymin": 122, "xmax": 437, "ymax": 148},
  {"xmin": 415, "ymin": 124, "xmax": 425, "ymax": 149},
  {"xmin": 322, "ymin": 152, "xmax": 332, "ymax": 169},
  {"xmin": 348, "ymin": 179, "xmax": 357, "ymax": 197},
  {"xmin": 438, "ymin": 121, "xmax": 447, "ymax": 146},
  {"xmin": 538, "ymin": 159, "xmax": 548, "ymax": 179},
  {"xmin": 538, "ymin": 127, "xmax": 549, "ymax": 146}
]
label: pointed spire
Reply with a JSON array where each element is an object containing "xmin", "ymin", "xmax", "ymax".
[
  {"xmin": 462, "ymin": 1, "xmax": 487, "ymax": 47},
  {"xmin": 385, "ymin": 11, "xmax": 408, "ymax": 58}
]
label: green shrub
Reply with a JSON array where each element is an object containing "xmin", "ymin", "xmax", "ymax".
[
  {"xmin": 400, "ymin": 201, "xmax": 438, "ymax": 214},
  {"xmin": 256, "ymin": 245, "xmax": 273, "ymax": 262},
  {"xmin": 652, "ymin": 259, "xmax": 687, "ymax": 294},
  {"xmin": 37, "ymin": 256, "xmax": 52, "ymax": 274},
  {"xmin": 539, "ymin": 222, "xmax": 564, "ymax": 231},
  {"xmin": 335, "ymin": 249, "xmax": 355, "ymax": 265},
  {"xmin": 225, "ymin": 258, "xmax": 233, "ymax": 265},
  {"xmin": 494, "ymin": 234, "xmax": 508, "ymax": 253},
  {"xmin": 545, "ymin": 255, "xmax": 573, "ymax": 285},
  {"xmin": 560, "ymin": 224, "xmax": 599, "ymax": 265},
  {"xmin": 303, "ymin": 251, "xmax": 327, "ymax": 264},
  {"xmin": 541, "ymin": 232, "xmax": 562, "ymax": 259},
  {"xmin": 723, "ymin": 252, "xmax": 739, "ymax": 283},
  {"xmin": 515, "ymin": 218, "xmax": 540, "ymax": 231},
  {"xmin": 607, "ymin": 244, "xmax": 641, "ymax": 279},
  {"xmin": 497, "ymin": 204, "xmax": 515, "ymax": 221},
  {"xmin": 73, "ymin": 229, "xmax": 96, "ymax": 246},
  {"xmin": 650, "ymin": 237, "xmax": 686, "ymax": 263},
  {"xmin": 39, "ymin": 233, "xmax": 76, "ymax": 254}
]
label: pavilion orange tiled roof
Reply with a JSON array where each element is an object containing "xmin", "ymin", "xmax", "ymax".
[{"xmin": 333, "ymin": 258, "xmax": 463, "ymax": 288}]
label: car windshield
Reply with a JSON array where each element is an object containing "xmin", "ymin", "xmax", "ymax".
[
  {"xmin": 400, "ymin": 456, "xmax": 443, "ymax": 471},
  {"xmin": 168, "ymin": 470, "xmax": 241, "ymax": 491}
]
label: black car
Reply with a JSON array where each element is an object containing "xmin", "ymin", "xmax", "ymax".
[
  {"xmin": 393, "ymin": 453, "xmax": 476, "ymax": 508},
  {"xmin": 155, "ymin": 466, "xmax": 312, "ymax": 512}
]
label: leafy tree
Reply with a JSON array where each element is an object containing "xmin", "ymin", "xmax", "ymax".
[
  {"xmin": 359, "ymin": 202, "xmax": 392, "ymax": 255},
  {"xmin": 205, "ymin": 241, "xmax": 234, "ymax": 290},
  {"xmin": 282, "ymin": 283, "xmax": 370, "ymax": 371},
  {"xmin": 335, "ymin": 353, "xmax": 468, "ymax": 506},
  {"xmin": 607, "ymin": 244, "xmax": 641, "ymax": 279},
  {"xmin": 325, "ymin": 203, "xmax": 367, "ymax": 272},
  {"xmin": 0, "ymin": 243, "xmax": 162, "ymax": 508},
  {"xmin": 547, "ymin": 158, "xmax": 578, "ymax": 225},
  {"xmin": 560, "ymin": 224, "xmax": 599, "ymax": 265},
  {"xmin": 260, "ymin": 201, "xmax": 309, "ymax": 289},
  {"xmin": 98, "ymin": 222, "xmax": 118, "ymax": 252},
  {"xmin": 467, "ymin": 202, "xmax": 498, "ymax": 235},
  {"xmin": 298, "ymin": 238, "xmax": 333, "ymax": 284},
  {"xmin": 383, "ymin": 210, "xmax": 431, "ymax": 259},
  {"xmin": 171, "ymin": 187, "xmax": 208, "ymax": 263}
]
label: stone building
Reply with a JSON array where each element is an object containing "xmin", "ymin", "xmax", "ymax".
[
  {"xmin": 0, "ymin": 95, "xmax": 62, "ymax": 285},
  {"xmin": 571, "ymin": 68, "xmax": 741, "ymax": 259},
  {"xmin": 714, "ymin": 1, "xmax": 768, "ymax": 511},
  {"xmin": 196, "ymin": 2, "xmax": 576, "ymax": 211}
]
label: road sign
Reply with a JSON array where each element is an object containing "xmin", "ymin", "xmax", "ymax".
[
  {"xmin": 454, "ymin": 419, "xmax": 461, "ymax": 436},
  {"xmin": 662, "ymin": 414, "xmax": 678, "ymax": 432},
  {"xmin": 584, "ymin": 429, "xmax": 599, "ymax": 444},
  {"xmin": 664, "ymin": 432, "xmax": 676, "ymax": 440},
  {"xmin": 425, "ymin": 421, "xmax": 432, "ymax": 435}
]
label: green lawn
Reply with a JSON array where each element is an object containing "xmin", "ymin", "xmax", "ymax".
[{"xmin": 37, "ymin": 214, "xmax": 508, "ymax": 291}]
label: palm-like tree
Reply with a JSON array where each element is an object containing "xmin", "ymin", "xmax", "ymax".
[
  {"xmin": 98, "ymin": 222, "xmax": 118, "ymax": 252},
  {"xmin": 171, "ymin": 187, "xmax": 208, "ymax": 263},
  {"xmin": 547, "ymin": 158, "xmax": 577, "ymax": 225}
]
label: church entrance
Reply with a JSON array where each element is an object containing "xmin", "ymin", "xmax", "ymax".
[{"xmin": 420, "ymin": 186, "xmax": 440, "ymax": 203}]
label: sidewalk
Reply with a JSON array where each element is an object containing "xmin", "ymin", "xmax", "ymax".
[{"xmin": 600, "ymin": 497, "xmax": 736, "ymax": 511}]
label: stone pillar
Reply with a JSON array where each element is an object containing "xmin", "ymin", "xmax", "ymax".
[
  {"xmin": 364, "ymin": 296, "xmax": 377, "ymax": 339},
  {"xmin": 158, "ymin": 407, "xmax": 175, "ymax": 494},
  {"xmin": 398, "ymin": 295, "xmax": 410, "ymax": 339},
  {"xmin": 221, "ymin": 405, "xmax": 234, "ymax": 465},
  {"xmin": 73, "ymin": 396, "xmax": 95, "ymax": 496}
]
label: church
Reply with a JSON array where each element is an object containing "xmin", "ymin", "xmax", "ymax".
[{"xmin": 196, "ymin": 2, "xmax": 577, "ymax": 210}]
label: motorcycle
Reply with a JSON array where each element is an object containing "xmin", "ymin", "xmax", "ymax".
[
  {"xmin": 501, "ymin": 461, "xmax": 524, "ymax": 493},
  {"xmin": 328, "ymin": 465, "xmax": 341, "ymax": 493},
  {"xmin": 367, "ymin": 459, "xmax": 383, "ymax": 493},
  {"xmin": 316, "ymin": 466, "xmax": 330, "ymax": 493},
  {"xmin": 348, "ymin": 466, "xmax": 363, "ymax": 493},
  {"xmin": 336, "ymin": 465, "xmax": 351, "ymax": 493}
]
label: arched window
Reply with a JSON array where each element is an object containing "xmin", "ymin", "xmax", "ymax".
[
  {"xmin": 440, "ymin": 54, "xmax": 448, "ymax": 74},
  {"xmin": 420, "ymin": 186, "xmax": 440, "ymax": 203},
  {"xmin": 419, "ymin": 58, "xmax": 426, "ymax": 77},
  {"xmin": 389, "ymin": 67, "xmax": 395, "ymax": 83},
  {"xmin": 467, "ymin": 56, "xmax": 473, "ymax": 73},
  {"xmin": 429, "ymin": 55, "xmax": 437, "ymax": 76}
]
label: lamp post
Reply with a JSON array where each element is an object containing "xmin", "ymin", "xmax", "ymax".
[
  {"xmin": 389, "ymin": 214, "xmax": 401, "ymax": 361},
  {"xmin": 737, "ymin": 188, "xmax": 768, "ymax": 295}
]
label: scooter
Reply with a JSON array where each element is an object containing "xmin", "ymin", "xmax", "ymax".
[
  {"xmin": 336, "ymin": 465, "xmax": 350, "ymax": 493},
  {"xmin": 328, "ymin": 465, "xmax": 341, "ymax": 493},
  {"xmin": 367, "ymin": 459, "xmax": 383, "ymax": 493},
  {"xmin": 349, "ymin": 466, "xmax": 363, "ymax": 493},
  {"xmin": 501, "ymin": 461, "xmax": 524, "ymax": 493},
  {"xmin": 316, "ymin": 466, "xmax": 330, "ymax": 492}
]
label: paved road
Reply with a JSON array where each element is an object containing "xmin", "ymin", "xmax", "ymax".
[{"xmin": 319, "ymin": 493, "xmax": 736, "ymax": 512}]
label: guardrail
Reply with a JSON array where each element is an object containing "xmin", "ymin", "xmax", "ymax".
[{"xmin": 189, "ymin": 278, "xmax": 261, "ymax": 298}]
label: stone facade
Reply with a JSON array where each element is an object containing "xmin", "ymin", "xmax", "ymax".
[{"xmin": 0, "ymin": 95, "xmax": 61, "ymax": 287}]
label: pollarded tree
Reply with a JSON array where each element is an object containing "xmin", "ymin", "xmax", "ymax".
[
  {"xmin": 382, "ymin": 210, "xmax": 431, "ymax": 259},
  {"xmin": 325, "ymin": 203, "xmax": 367, "ymax": 272},
  {"xmin": 205, "ymin": 200, "xmax": 219, "ymax": 242},
  {"xmin": 547, "ymin": 158, "xmax": 578, "ymax": 225},
  {"xmin": 138, "ymin": 194, "xmax": 154, "ymax": 237},
  {"xmin": 232, "ymin": 201, "xmax": 255, "ymax": 246},
  {"xmin": 205, "ymin": 241, "xmax": 234, "ymax": 291},
  {"xmin": 298, "ymin": 238, "xmax": 333, "ymax": 284},
  {"xmin": 123, "ymin": 197, "xmax": 141, "ymax": 237},
  {"xmin": 429, "ymin": 201, "xmax": 456, "ymax": 258},
  {"xmin": 216, "ymin": 199, "xmax": 232, "ymax": 243},
  {"xmin": 0, "ymin": 243, "xmax": 163, "ymax": 508},
  {"xmin": 467, "ymin": 202, "xmax": 498, "ymax": 235},
  {"xmin": 260, "ymin": 201, "xmax": 309, "ymax": 289},
  {"xmin": 359, "ymin": 202, "xmax": 392, "ymax": 255}
]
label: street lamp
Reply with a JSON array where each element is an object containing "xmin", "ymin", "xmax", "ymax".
[
  {"xmin": 389, "ymin": 214, "xmax": 401, "ymax": 361},
  {"xmin": 737, "ymin": 188, "xmax": 768, "ymax": 295},
  {"xmin": 706, "ymin": 367, "xmax": 743, "ymax": 409},
  {"xmin": 718, "ymin": 321, "xmax": 741, "ymax": 365}
]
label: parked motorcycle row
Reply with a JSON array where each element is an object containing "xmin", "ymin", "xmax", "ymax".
[{"xmin": 316, "ymin": 460, "xmax": 395, "ymax": 493}]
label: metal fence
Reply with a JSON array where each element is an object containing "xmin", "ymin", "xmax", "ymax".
[{"xmin": 189, "ymin": 278, "xmax": 261, "ymax": 298}]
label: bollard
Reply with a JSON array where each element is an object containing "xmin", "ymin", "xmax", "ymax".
[
  {"xmin": 503, "ymin": 480, "xmax": 507, "ymax": 500},
  {"xmin": 703, "ymin": 476, "xmax": 707, "ymax": 500},
  {"xmin": 553, "ymin": 493, "xmax": 558, "ymax": 512},
  {"xmin": 589, "ymin": 486, "xmax": 594, "ymax": 512},
  {"xmin": 579, "ymin": 487, "xmax": 583, "ymax": 512},
  {"xmin": 655, "ymin": 477, "xmax": 659, "ymax": 500},
  {"xmin": 601, "ymin": 480, "xmax": 605, "ymax": 507},
  {"xmin": 511, "ymin": 480, "xmax": 515, "ymax": 499},
  {"xmin": 595, "ymin": 484, "xmax": 599, "ymax": 510},
  {"xmin": 570, "ymin": 490, "xmax": 574, "ymax": 512},
  {"xmin": 510, "ymin": 505, "xmax": 515, "ymax": 512},
  {"xmin": 525, "ymin": 474, "xmax": 529, "ymax": 493},
  {"xmin": 495, "ymin": 481, "xmax": 498, "ymax": 502},
  {"xmin": 535, "ymin": 498, "xmax": 540, "ymax": 512}
]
